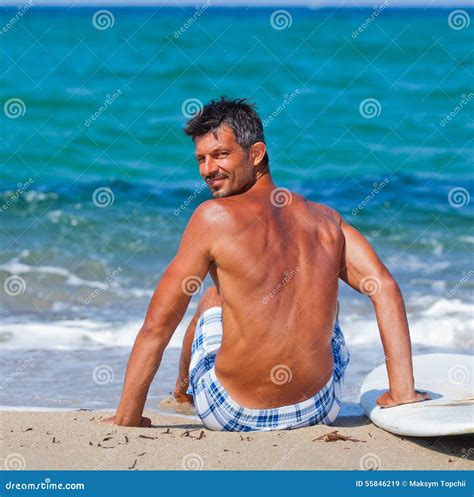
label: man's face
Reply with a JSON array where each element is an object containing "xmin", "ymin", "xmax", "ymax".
[{"xmin": 194, "ymin": 125, "xmax": 255, "ymax": 198}]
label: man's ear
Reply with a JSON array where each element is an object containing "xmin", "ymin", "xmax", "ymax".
[{"xmin": 250, "ymin": 142, "xmax": 267, "ymax": 166}]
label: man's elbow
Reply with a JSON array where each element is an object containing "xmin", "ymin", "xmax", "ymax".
[
  {"xmin": 363, "ymin": 271, "xmax": 401, "ymax": 300},
  {"xmin": 137, "ymin": 319, "xmax": 169, "ymax": 348}
]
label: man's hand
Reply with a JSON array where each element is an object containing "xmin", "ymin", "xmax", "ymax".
[
  {"xmin": 338, "ymin": 217, "xmax": 421, "ymax": 405},
  {"xmin": 376, "ymin": 390, "xmax": 431, "ymax": 409},
  {"xmin": 110, "ymin": 202, "xmax": 214, "ymax": 428},
  {"xmin": 100, "ymin": 415, "xmax": 152, "ymax": 427}
]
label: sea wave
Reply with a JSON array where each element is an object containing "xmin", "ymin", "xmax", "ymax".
[
  {"xmin": 341, "ymin": 297, "xmax": 473, "ymax": 349},
  {"xmin": 0, "ymin": 296, "xmax": 470, "ymax": 351},
  {"xmin": 0, "ymin": 259, "xmax": 154, "ymax": 298},
  {"xmin": 0, "ymin": 317, "xmax": 191, "ymax": 351}
]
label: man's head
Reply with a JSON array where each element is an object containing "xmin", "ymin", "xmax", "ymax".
[{"xmin": 184, "ymin": 96, "xmax": 269, "ymax": 198}]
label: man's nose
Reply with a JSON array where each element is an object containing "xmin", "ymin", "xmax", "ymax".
[{"xmin": 201, "ymin": 157, "xmax": 219, "ymax": 177}]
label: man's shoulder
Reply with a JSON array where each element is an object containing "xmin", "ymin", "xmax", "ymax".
[
  {"xmin": 306, "ymin": 200, "xmax": 342, "ymax": 225},
  {"xmin": 188, "ymin": 198, "xmax": 237, "ymax": 229},
  {"xmin": 195, "ymin": 197, "xmax": 236, "ymax": 214}
]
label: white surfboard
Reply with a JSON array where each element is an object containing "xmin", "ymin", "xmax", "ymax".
[{"xmin": 360, "ymin": 353, "xmax": 474, "ymax": 437}]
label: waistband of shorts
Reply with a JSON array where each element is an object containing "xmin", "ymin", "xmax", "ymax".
[
  {"xmin": 199, "ymin": 306, "xmax": 222, "ymax": 320},
  {"xmin": 207, "ymin": 366, "xmax": 335, "ymax": 415},
  {"xmin": 199, "ymin": 307, "xmax": 343, "ymax": 328}
]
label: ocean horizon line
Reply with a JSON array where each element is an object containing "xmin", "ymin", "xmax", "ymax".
[{"xmin": 1, "ymin": 1, "xmax": 473, "ymax": 8}]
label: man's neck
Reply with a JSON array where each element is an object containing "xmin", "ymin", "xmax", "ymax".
[
  {"xmin": 251, "ymin": 170, "xmax": 275, "ymax": 193},
  {"xmin": 237, "ymin": 164, "xmax": 275, "ymax": 197}
]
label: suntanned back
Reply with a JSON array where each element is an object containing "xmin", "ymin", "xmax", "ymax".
[
  {"xmin": 206, "ymin": 189, "xmax": 345, "ymax": 408},
  {"xmin": 111, "ymin": 97, "xmax": 427, "ymax": 430}
]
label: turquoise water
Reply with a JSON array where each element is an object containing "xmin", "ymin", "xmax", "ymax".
[{"xmin": 0, "ymin": 7, "xmax": 472, "ymax": 411}]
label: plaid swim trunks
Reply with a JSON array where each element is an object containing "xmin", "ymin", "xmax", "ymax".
[{"xmin": 186, "ymin": 306, "xmax": 350, "ymax": 432}]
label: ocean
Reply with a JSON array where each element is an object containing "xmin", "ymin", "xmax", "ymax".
[{"xmin": 0, "ymin": 6, "xmax": 472, "ymax": 417}]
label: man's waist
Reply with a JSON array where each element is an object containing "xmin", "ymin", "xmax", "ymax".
[{"xmin": 213, "ymin": 352, "xmax": 334, "ymax": 409}]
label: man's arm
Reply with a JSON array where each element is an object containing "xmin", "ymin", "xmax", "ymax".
[
  {"xmin": 104, "ymin": 203, "xmax": 214, "ymax": 426},
  {"xmin": 338, "ymin": 217, "xmax": 430, "ymax": 408}
]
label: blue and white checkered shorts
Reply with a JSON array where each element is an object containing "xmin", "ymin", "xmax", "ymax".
[{"xmin": 186, "ymin": 306, "xmax": 350, "ymax": 432}]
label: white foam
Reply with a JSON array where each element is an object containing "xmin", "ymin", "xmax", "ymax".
[
  {"xmin": 0, "ymin": 261, "xmax": 103, "ymax": 288},
  {"xmin": 0, "ymin": 316, "xmax": 191, "ymax": 350},
  {"xmin": 0, "ymin": 405, "xmax": 81, "ymax": 412},
  {"xmin": 0, "ymin": 259, "xmax": 153, "ymax": 296},
  {"xmin": 1, "ymin": 296, "xmax": 470, "ymax": 351},
  {"xmin": 340, "ymin": 297, "xmax": 473, "ymax": 349},
  {"xmin": 24, "ymin": 191, "xmax": 58, "ymax": 202},
  {"xmin": 409, "ymin": 278, "xmax": 447, "ymax": 291},
  {"xmin": 387, "ymin": 254, "xmax": 450, "ymax": 273},
  {"xmin": 0, "ymin": 264, "xmax": 470, "ymax": 352},
  {"xmin": 422, "ymin": 298, "xmax": 473, "ymax": 316}
]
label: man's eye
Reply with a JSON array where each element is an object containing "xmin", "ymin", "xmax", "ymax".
[{"xmin": 217, "ymin": 152, "xmax": 228, "ymax": 158}]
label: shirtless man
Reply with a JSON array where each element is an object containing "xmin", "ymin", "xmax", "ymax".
[{"xmin": 104, "ymin": 97, "xmax": 429, "ymax": 430}]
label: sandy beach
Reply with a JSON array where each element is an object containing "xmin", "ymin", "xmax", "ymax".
[{"xmin": 1, "ymin": 408, "xmax": 472, "ymax": 471}]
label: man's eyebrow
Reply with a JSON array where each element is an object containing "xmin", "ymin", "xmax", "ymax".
[
  {"xmin": 195, "ymin": 146, "xmax": 229, "ymax": 158},
  {"xmin": 211, "ymin": 147, "xmax": 230, "ymax": 153}
]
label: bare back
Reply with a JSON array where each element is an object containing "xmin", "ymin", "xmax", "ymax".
[
  {"xmin": 112, "ymin": 108, "xmax": 424, "ymax": 428},
  {"xmin": 207, "ymin": 191, "xmax": 344, "ymax": 408}
]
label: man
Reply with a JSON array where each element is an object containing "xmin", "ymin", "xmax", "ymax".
[{"xmin": 104, "ymin": 97, "xmax": 430, "ymax": 431}]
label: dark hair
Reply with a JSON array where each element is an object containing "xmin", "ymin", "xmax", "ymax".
[{"xmin": 184, "ymin": 96, "xmax": 269, "ymax": 167}]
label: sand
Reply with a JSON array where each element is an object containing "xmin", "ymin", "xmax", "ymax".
[{"xmin": 1, "ymin": 407, "xmax": 472, "ymax": 471}]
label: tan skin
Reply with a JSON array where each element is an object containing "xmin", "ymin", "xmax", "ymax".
[{"xmin": 103, "ymin": 125, "xmax": 430, "ymax": 427}]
